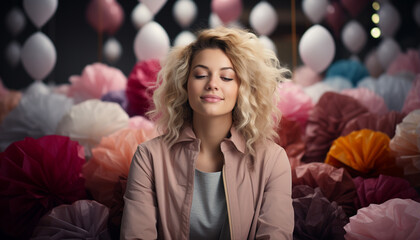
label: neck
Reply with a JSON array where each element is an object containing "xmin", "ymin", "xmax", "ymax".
[{"xmin": 192, "ymin": 114, "xmax": 232, "ymax": 154}]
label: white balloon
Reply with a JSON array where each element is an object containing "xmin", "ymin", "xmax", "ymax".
[
  {"xmin": 341, "ymin": 20, "xmax": 367, "ymax": 54},
  {"xmin": 299, "ymin": 25, "xmax": 335, "ymax": 73},
  {"xmin": 5, "ymin": 8, "xmax": 26, "ymax": 36},
  {"xmin": 364, "ymin": 49, "xmax": 383, "ymax": 77},
  {"xmin": 5, "ymin": 41, "xmax": 21, "ymax": 68},
  {"xmin": 259, "ymin": 35, "xmax": 277, "ymax": 54},
  {"xmin": 378, "ymin": 2, "xmax": 401, "ymax": 37},
  {"xmin": 174, "ymin": 31, "xmax": 196, "ymax": 46},
  {"xmin": 250, "ymin": 1, "xmax": 278, "ymax": 36},
  {"xmin": 140, "ymin": 0, "xmax": 167, "ymax": 15},
  {"xmin": 131, "ymin": 3, "xmax": 153, "ymax": 29},
  {"xmin": 302, "ymin": 0, "xmax": 328, "ymax": 24},
  {"xmin": 414, "ymin": 1, "xmax": 420, "ymax": 27},
  {"xmin": 23, "ymin": 0, "xmax": 58, "ymax": 28},
  {"xmin": 377, "ymin": 37, "xmax": 401, "ymax": 70},
  {"xmin": 104, "ymin": 38, "xmax": 122, "ymax": 63},
  {"xmin": 134, "ymin": 21, "xmax": 170, "ymax": 61},
  {"xmin": 173, "ymin": 0, "xmax": 197, "ymax": 28},
  {"xmin": 21, "ymin": 32, "xmax": 56, "ymax": 81}
]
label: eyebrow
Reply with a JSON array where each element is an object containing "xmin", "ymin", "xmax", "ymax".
[{"xmin": 192, "ymin": 65, "xmax": 235, "ymax": 71}]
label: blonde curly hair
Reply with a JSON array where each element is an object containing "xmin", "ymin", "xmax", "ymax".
[{"xmin": 149, "ymin": 27, "xmax": 289, "ymax": 156}]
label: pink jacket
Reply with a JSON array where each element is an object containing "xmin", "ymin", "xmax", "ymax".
[{"xmin": 121, "ymin": 126, "xmax": 294, "ymax": 239}]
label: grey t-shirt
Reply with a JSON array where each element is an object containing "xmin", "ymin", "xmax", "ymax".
[{"xmin": 189, "ymin": 169, "xmax": 230, "ymax": 240}]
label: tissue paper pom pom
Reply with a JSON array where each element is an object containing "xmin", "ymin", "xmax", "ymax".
[
  {"xmin": 292, "ymin": 65, "xmax": 322, "ymax": 87},
  {"xmin": 326, "ymin": 129, "xmax": 403, "ymax": 178},
  {"xmin": 387, "ymin": 49, "xmax": 420, "ymax": 76},
  {"xmin": 292, "ymin": 162, "xmax": 357, "ymax": 216},
  {"xmin": 108, "ymin": 176, "xmax": 127, "ymax": 239},
  {"xmin": 292, "ymin": 185, "xmax": 348, "ymax": 240},
  {"xmin": 277, "ymin": 81, "xmax": 314, "ymax": 126},
  {"xmin": 0, "ymin": 135, "xmax": 87, "ymax": 239},
  {"xmin": 83, "ymin": 128, "xmax": 158, "ymax": 207},
  {"xmin": 341, "ymin": 111, "xmax": 405, "ymax": 138},
  {"xmin": 353, "ymin": 175, "xmax": 420, "ymax": 209},
  {"xmin": 32, "ymin": 200, "xmax": 111, "ymax": 240},
  {"xmin": 0, "ymin": 88, "xmax": 21, "ymax": 124},
  {"xmin": 326, "ymin": 60, "xmax": 370, "ymax": 86},
  {"xmin": 276, "ymin": 118, "xmax": 305, "ymax": 170},
  {"xmin": 68, "ymin": 63, "xmax": 127, "ymax": 104},
  {"xmin": 0, "ymin": 82, "xmax": 74, "ymax": 151},
  {"xmin": 303, "ymin": 92, "xmax": 368, "ymax": 163},
  {"xmin": 402, "ymin": 75, "xmax": 420, "ymax": 114},
  {"xmin": 126, "ymin": 59, "xmax": 161, "ymax": 116},
  {"xmin": 390, "ymin": 109, "xmax": 420, "ymax": 156},
  {"xmin": 344, "ymin": 198, "xmax": 420, "ymax": 240},
  {"xmin": 323, "ymin": 76, "xmax": 353, "ymax": 91},
  {"xmin": 101, "ymin": 89, "xmax": 128, "ymax": 112},
  {"xmin": 56, "ymin": 99, "xmax": 129, "ymax": 157},
  {"xmin": 341, "ymin": 88, "xmax": 388, "ymax": 115},
  {"xmin": 303, "ymin": 82, "xmax": 337, "ymax": 104}
]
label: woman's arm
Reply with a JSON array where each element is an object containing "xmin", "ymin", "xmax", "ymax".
[
  {"xmin": 256, "ymin": 147, "xmax": 294, "ymax": 240},
  {"xmin": 120, "ymin": 145, "xmax": 158, "ymax": 240}
]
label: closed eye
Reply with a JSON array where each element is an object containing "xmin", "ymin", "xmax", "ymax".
[
  {"xmin": 195, "ymin": 75, "xmax": 207, "ymax": 79},
  {"xmin": 221, "ymin": 77, "xmax": 233, "ymax": 81}
]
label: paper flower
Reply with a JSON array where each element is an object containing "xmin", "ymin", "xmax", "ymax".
[
  {"xmin": 341, "ymin": 111, "xmax": 405, "ymax": 138},
  {"xmin": 326, "ymin": 60, "xmax": 370, "ymax": 86},
  {"xmin": 303, "ymin": 82, "xmax": 337, "ymax": 104},
  {"xmin": 128, "ymin": 115, "xmax": 158, "ymax": 133},
  {"xmin": 0, "ymin": 87, "xmax": 21, "ymax": 124},
  {"xmin": 126, "ymin": 59, "xmax": 161, "ymax": 117},
  {"xmin": 323, "ymin": 76, "xmax": 353, "ymax": 91},
  {"xmin": 292, "ymin": 162, "xmax": 357, "ymax": 216},
  {"xmin": 344, "ymin": 198, "xmax": 420, "ymax": 240},
  {"xmin": 341, "ymin": 87, "xmax": 388, "ymax": 115},
  {"xmin": 108, "ymin": 176, "xmax": 127, "ymax": 239},
  {"xmin": 277, "ymin": 81, "xmax": 314, "ymax": 126},
  {"xmin": 56, "ymin": 99, "xmax": 129, "ymax": 157},
  {"xmin": 390, "ymin": 109, "xmax": 420, "ymax": 156},
  {"xmin": 387, "ymin": 49, "xmax": 420, "ymax": 76},
  {"xmin": 292, "ymin": 185, "xmax": 348, "ymax": 240},
  {"xmin": 303, "ymin": 92, "xmax": 368, "ymax": 163},
  {"xmin": 0, "ymin": 135, "xmax": 87, "ymax": 239},
  {"xmin": 292, "ymin": 65, "xmax": 322, "ymax": 87},
  {"xmin": 67, "ymin": 63, "xmax": 127, "ymax": 104},
  {"xmin": 325, "ymin": 129, "xmax": 403, "ymax": 178},
  {"xmin": 32, "ymin": 200, "xmax": 111, "ymax": 239},
  {"xmin": 276, "ymin": 118, "xmax": 305, "ymax": 170},
  {"xmin": 353, "ymin": 175, "xmax": 420, "ymax": 209},
  {"xmin": 402, "ymin": 75, "xmax": 420, "ymax": 115},
  {"xmin": 0, "ymin": 82, "xmax": 74, "ymax": 151},
  {"xmin": 101, "ymin": 89, "xmax": 128, "ymax": 112},
  {"xmin": 83, "ymin": 127, "xmax": 157, "ymax": 207}
]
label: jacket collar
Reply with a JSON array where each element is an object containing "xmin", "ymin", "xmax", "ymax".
[{"xmin": 175, "ymin": 124, "xmax": 246, "ymax": 154}]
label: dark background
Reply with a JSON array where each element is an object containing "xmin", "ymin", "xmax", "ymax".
[{"xmin": 1, "ymin": 0, "xmax": 419, "ymax": 90}]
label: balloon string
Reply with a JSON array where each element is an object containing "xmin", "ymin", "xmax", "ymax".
[
  {"xmin": 98, "ymin": 2, "xmax": 103, "ymax": 62},
  {"xmin": 291, "ymin": 0, "xmax": 297, "ymax": 71}
]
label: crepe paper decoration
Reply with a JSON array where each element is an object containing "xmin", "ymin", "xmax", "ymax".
[
  {"xmin": 292, "ymin": 162, "xmax": 357, "ymax": 217},
  {"xmin": 0, "ymin": 135, "xmax": 87, "ymax": 239},
  {"xmin": 326, "ymin": 60, "xmax": 369, "ymax": 86},
  {"xmin": 101, "ymin": 89, "xmax": 128, "ymax": 112},
  {"xmin": 108, "ymin": 175, "xmax": 127, "ymax": 240},
  {"xmin": 83, "ymin": 127, "xmax": 157, "ymax": 207},
  {"xmin": 326, "ymin": 129, "xmax": 403, "ymax": 178},
  {"xmin": 0, "ymin": 88, "xmax": 21, "ymax": 124},
  {"xmin": 395, "ymin": 155, "xmax": 420, "ymax": 189},
  {"xmin": 303, "ymin": 92, "xmax": 369, "ymax": 163},
  {"xmin": 341, "ymin": 87, "xmax": 388, "ymax": 115},
  {"xmin": 387, "ymin": 49, "xmax": 420, "ymax": 76},
  {"xmin": 303, "ymin": 82, "xmax": 337, "ymax": 104},
  {"xmin": 126, "ymin": 59, "xmax": 161, "ymax": 117},
  {"xmin": 402, "ymin": 75, "xmax": 420, "ymax": 115},
  {"xmin": 341, "ymin": 111, "xmax": 405, "ymax": 138},
  {"xmin": 277, "ymin": 81, "xmax": 314, "ymax": 126},
  {"xmin": 276, "ymin": 117, "xmax": 305, "ymax": 170},
  {"xmin": 344, "ymin": 198, "xmax": 420, "ymax": 240},
  {"xmin": 67, "ymin": 63, "xmax": 127, "ymax": 104},
  {"xmin": 353, "ymin": 175, "xmax": 420, "ymax": 209},
  {"xmin": 32, "ymin": 200, "xmax": 111, "ymax": 240},
  {"xmin": 390, "ymin": 109, "xmax": 420, "ymax": 156},
  {"xmin": 0, "ymin": 82, "xmax": 73, "ymax": 151},
  {"xmin": 128, "ymin": 115, "xmax": 158, "ymax": 133},
  {"xmin": 292, "ymin": 65, "xmax": 322, "ymax": 87},
  {"xmin": 292, "ymin": 185, "xmax": 348, "ymax": 240},
  {"xmin": 323, "ymin": 76, "xmax": 353, "ymax": 91},
  {"xmin": 56, "ymin": 99, "xmax": 129, "ymax": 158}
]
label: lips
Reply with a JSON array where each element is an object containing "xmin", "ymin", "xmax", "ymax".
[{"xmin": 201, "ymin": 95, "xmax": 223, "ymax": 103}]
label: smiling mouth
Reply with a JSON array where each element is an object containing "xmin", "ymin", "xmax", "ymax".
[{"xmin": 201, "ymin": 96, "xmax": 223, "ymax": 103}]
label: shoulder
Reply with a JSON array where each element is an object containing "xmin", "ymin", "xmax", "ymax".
[{"xmin": 253, "ymin": 140, "xmax": 289, "ymax": 169}]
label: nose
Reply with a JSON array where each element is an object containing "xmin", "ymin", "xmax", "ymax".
[{"xmin": 205, "ymin": 75, "xmax": 219, "ymax": 90}]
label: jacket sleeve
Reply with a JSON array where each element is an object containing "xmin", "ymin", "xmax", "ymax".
[
  {"xmin": 256, "ymin": 147, "xmax": 294, "ymax": 240},
  {"xmin": 120, "ymin": 144, "xmax": 158, "ymax": 240}
]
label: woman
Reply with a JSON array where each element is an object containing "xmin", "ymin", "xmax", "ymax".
[{"xmin": 121, "ymin": 27, "xmax": 294, "ymax": 239}]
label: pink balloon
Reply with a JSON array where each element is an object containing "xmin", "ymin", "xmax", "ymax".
[
  {"xmin": 86, "ymin": 0, "xmax": 124, "ymax": 35},
  {"xmin": 325, "ymin": 2, "xmax": 347, "ymax": 38},
  {"xmin": 340, "ymin": 0, "xmax": 369, "ymax": 18},
  {"xmin": 211, "ymin": 0, "xmax": 242, "ymax": 24}
]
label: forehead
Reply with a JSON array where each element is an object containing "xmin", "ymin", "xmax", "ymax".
[{"xmin": 191, "ymin": 48, "xmax": 233, "ymax": 68}]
